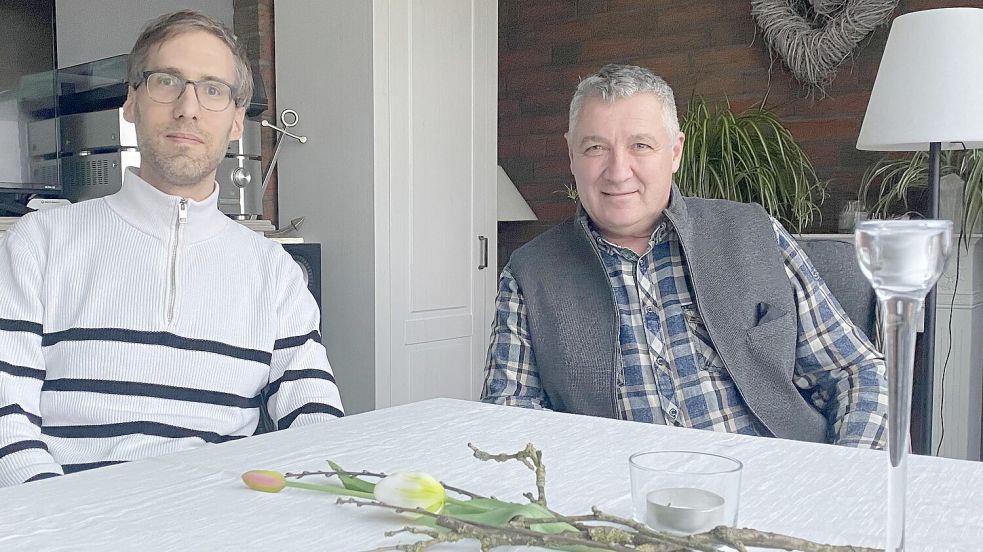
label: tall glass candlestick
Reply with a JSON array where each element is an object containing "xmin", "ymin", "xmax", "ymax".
[{"xmin": 855, "ymin": 219, "xmax": 952, "ymax": 552}]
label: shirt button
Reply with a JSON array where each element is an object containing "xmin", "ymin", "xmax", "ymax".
[
  {"xmin": 667, "ymin": 407, "xmax": 678, "ymax": 420},
  {"xmin": 645, "ymin": 305, "xmax": 655, "ymax": 314},
  {"xmin": 656, "ymin": 357, "xmax": 667, "ymax": 367}
]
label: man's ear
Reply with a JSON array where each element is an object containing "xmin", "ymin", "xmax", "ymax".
[
  {"xmin": 670, "ymin": 131, "xmax": 685, "ymax": 173},
  {"xmin": 564, "ymin": 132, "xmax": 574, "ymax": 172},
  {"xmin": 228, "ymin": 106, "xmax": 246, "ymax": 142},
  {"xmin": 122, "ymin": 88, "xmax": 137, "ymax": 124}
]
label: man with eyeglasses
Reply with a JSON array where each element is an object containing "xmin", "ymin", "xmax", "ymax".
[{"xmin": 0, "ymin": 10, "xmax": 344, "ymax": 487}]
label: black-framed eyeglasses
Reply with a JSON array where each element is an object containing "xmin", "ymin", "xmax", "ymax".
[{"xmin": 134, "ymin": 71, "xmax": 238, "ymax": 112}]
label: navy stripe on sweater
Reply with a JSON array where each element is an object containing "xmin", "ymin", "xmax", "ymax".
[
  {"xmin": 42, "ymin": 379, "xmax": 263, "ymax": 408},
  {"xmin": 63, "ymin": 460, "xmax": 125, "ymax": 474},
  {"xmin": 0, "ymin": 360, "xmax": 44, "ymax": 381},
  {"xmin": 0, "ymin": 440, "xmax": 48, "ymax": 460},
  {"xmin": 42, "ymin": 421, "xmax": 248, "ymax": 444},
  {"xmin": 0, "ymin": 404, "xmax": 42, "ymax": 426},
  {"xmin": 0, "ymin": 318, "xmax": 43, "ymax": 335},
  {"xmin": 274, "ymin": 330, "xmax": 322, "ymax": 350},
  {"xmin": 267, "ymin": 369, "xmax": 336, "ymax": 398},
  {"xmin": 42, "ymin": 328, "xmax": 272, "ymax": 365},
  {"xmin": 25, "ymin": 472, "xmax": 61, "ymax": 483},
  {"xmin": 278, "ymin": 402, "xmax": 344, "ymax": 429}
]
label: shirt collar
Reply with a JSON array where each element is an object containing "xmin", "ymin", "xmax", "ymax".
[
  {"xmin": 577, "ymin": 206, "xmax": 677, "ymax": 259},
  {"xmin": 104, "ymin": 168, "xmax": 230, "ymax": 243}
]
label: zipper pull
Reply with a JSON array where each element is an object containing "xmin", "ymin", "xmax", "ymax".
[{"xmin": 178, "ymin": 198, "xmax": 189, "ymax": 224}]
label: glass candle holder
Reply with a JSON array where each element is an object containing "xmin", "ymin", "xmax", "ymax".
[
  {"xmin": 628, "ymin": 451, "xmax": 742, "ymax": 534},
  {"xmin": 855, "ymin": 219, "xmax": 952, "ymax": 552}
]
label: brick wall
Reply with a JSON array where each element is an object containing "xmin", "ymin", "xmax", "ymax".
[{"xmin": 498, "ymin": 0, "xmax": 968, "ymax": 268}]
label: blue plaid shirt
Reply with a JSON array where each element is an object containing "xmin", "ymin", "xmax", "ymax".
[{"xmin": 482, "ymin": 215, "xmax": 888, "ymax": 449}]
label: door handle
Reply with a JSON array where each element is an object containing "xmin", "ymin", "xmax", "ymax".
[{"xmin": 478, "ymin": 235, "xmax": 488, "ymax": 270}]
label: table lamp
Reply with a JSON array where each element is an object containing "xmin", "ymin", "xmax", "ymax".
[{"xmin": 856, "ymin": 7, "xmax": 983, "ymax": 455}]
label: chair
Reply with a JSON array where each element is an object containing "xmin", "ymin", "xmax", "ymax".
[
  {"xmin": 795, "ymin": 237, "xmax": 878, "ymax": 343},
  {"xmin": 256, "ymin": 388, "xmax": 275, "ymax": 434}
]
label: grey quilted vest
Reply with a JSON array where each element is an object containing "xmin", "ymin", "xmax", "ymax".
[{"xmin": 507, "ymin": 189, "xmax": 828, "ymax": 444}]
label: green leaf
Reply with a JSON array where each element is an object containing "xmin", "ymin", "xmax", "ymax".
[
  {"xmin": 327, "ymin": 460, "xmax": 376, "ymax": 494},
  {"xmin": 858, "ymin": 149, "xmax": 983, "ymax": 233},
  {"xmin": 676, "ymin": 97, "xmax": 826, "ymax": 231},
  {"xmin": 441, "ymin": 497, "xmax": 514, "ymax": 514},
  {"xmin": 419, "ymin": 500, "xmax": 577, "ymax": 535}
]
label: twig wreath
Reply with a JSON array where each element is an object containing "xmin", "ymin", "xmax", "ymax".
[{"xmin": 751, "ymin": 0, "xmax": 899, "ymax": 92}]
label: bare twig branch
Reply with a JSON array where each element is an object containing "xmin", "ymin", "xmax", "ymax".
[
  {"xmin": 286, "ymin": 469, "xmax": 386, "ymax": 480},
  {"xmin": 708, "ymin": 526, "xmax": 881, "ymax": 552},
  {"xmin": 340, "ymin": 498, "xmax": 634, "ymax": 552},
  {"xmin": 440, "ymin": 481, "xmax": 487, "ymax": 500},
  {"xmin": 467, "ymin": 442, "xmax": 535, "ymax": 470},
  {"xmin": 468, "ymin": 442, "xmax": 547, "ymax": 507}
]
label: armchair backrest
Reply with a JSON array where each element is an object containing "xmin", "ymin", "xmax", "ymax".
[{"xmin": 795, "ymin": 237, "xmax": 878, "ymax": 344}]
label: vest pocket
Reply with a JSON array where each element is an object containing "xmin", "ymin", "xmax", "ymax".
[
  {"xmin": 681, "ymin": 304, "xmax": 725, "ymax": 373},
  {"xmin": 746, "ymin": 311, "xmax": 796, "ymax": 378}
]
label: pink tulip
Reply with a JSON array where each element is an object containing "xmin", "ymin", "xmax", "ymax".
[
  {"xmin": 241, "ymin": 470, "xmax": 287, "ymax": 493},
  {"xmin": 241, "ymin": 469, "xmax": 376, "ymax": 499}
]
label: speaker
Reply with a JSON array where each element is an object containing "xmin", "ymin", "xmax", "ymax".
[
  {"xmin": 256, "ymin": 242, "xmax": 322, "ymax": 435},
  {"xmin": 283, "ymin": 243, "xmax": 322, "ymax": 312}
]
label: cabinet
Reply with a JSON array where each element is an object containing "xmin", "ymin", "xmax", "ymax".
[{"xmin": 274, "ymin": 0, "xmax": 497, "ymax": 414}]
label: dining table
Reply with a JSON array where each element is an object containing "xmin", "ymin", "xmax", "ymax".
[{"xmin": 0, "ymin": 398, "xmax": 980, "ymax": 551}]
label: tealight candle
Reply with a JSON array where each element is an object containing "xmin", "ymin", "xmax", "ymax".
[
  {"xmin": 629, "ymin": 451, "xmax": 742, "ymax": 533},
  {"xmin": 645, "ymin": 487, "xmax": 725, "ymax": 534}
]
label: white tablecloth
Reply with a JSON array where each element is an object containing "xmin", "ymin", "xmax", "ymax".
[{"xmin": 0, "ymin": 398, "xmax": 980, "ymax": 551}]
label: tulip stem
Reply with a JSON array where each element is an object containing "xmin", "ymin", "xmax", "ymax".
[{"xmin": 284, "ymin": 480, "xmax": 375, "ymax": 499}]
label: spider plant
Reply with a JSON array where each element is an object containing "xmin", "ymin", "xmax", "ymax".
[
  {"xmin": 858, "ymin": 149, "xmax": 983, "ymax": 245},
  {"xmin": 675, "ymin": 98, "xmax": 828, "ymax": 233}
]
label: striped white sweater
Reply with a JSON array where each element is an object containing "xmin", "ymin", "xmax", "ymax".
[{"xmin": 0, "ymin": 170, "xmax": 343, "ymax": 487}]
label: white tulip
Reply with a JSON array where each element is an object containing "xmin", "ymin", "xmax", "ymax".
[{"xmin": 373, "ymin": 471, "xmax": 447, "ymax": 514}]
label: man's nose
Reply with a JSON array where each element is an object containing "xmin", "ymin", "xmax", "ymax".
[
  {"xmin": 604, "ymin": 149, "xmax": 632, "ymax": 182},
  {"xmin": 171, "ymin": 83, "xmax": 201, "ymax": 119}
]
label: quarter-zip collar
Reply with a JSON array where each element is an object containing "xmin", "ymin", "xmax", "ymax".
[{"xmin": 105, "ymin": 168, "xmax": 229, "ymax": 244}]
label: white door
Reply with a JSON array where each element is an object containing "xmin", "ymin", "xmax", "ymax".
[{"xmin": 381, "ymin": 0, "xmax": 497, "ymax": 406}]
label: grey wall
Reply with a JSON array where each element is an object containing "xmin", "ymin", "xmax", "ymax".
[
  {"xmin": 275, "ymin": 0, "xmax": 377, "ymax": 414},
  {"xmin": 56, "ymin": 0, "xmax": 233, "ymax": 68}
]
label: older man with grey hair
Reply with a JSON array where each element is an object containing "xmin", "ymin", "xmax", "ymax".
[{"xmin": 481, "ymin": 63, "xmax": 887, "ymax": 449}]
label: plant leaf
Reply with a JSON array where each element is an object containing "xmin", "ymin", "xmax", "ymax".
[
  {"xmin": 418, "ymin": 500, "xmax": 577, "ymax": 535},
  {"xmin": 327, "ymin": 460, "xmax": 376, "ymax": 494},
  {"xmin": 442, "ymin": 497, "xmax": 514, "ymax": 514},
  {"xmin": 676, "ymin": 97, "xmax": 825, "ymax": 230}
]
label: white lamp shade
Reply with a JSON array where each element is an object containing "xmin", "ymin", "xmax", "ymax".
[
  {"xmin": 857, "ymin": 8, "xmax": 983, "ymax": 151},
  {"xmin": 497, "ymin": 165, "xmax": 537, "ymax": 221}
]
